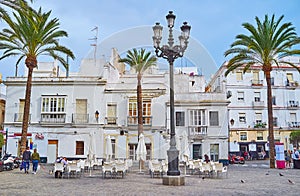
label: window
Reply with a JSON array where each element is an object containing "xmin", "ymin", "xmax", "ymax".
[
  {"xmin": 239, "ymin": 113, "xmax": 246, "ymax": 123},
  {"xmin": 41, "ymin": 96, "xmax": 66, "ymax": 123},
  {"xmin": 76, "ymin": 141, "xmax": 84, "ymax": 155},
  {"xmin": 287, "ymin": 73, "xmax": 294, "ymax": 82},
  {"xmin": 237, "ymin": 92, "xmax": 244, "ymax": 101},
  {"xmin": 254, "ymin": 92, "xmax": 261, "ymax": 102},
  {"xmin": 107, "ymin": 104, "xmax": 117, "ymax": 124},
  {"xmin": 271, "ymin": 77, "xmax": 274, "ymax": 86},
  {"xmin": 111, "ymin": 139, "xmax": 115, "ymax": 159},
  {"xmin": 240, "ymin": 132, "xmax": 247, "ymax": 141},
  {"xmin": 253, "ymin": 71, "xmax": 260, "ymax": 84},
  {"xmin": 42, "ymin": 96, "xmax": 66, "ymax": 112},
  {"xmin": 272, "ymin": 96, "xmax": 276, "ymax": 105},
  {"xmin": 193, "ymin": 144, "xmax": 202, "ymax": 159},
  {"xmin": 210, "ymin": 144, "xmax": 219, "ymax": 161},
  {"xmin": 74, "ymin": 99, "xmax": 88, "ymax": 123},
  {"xmin": 255, "ymin": 113, "xmax": 262, "ymax": 124},
  {"xmin": 189, "ymin": 110, "xmax": 206, "ymax": 126},
  {"xmin": 290, "ymin": 113, "xmax": 296, "ymax": 125},
  {"xmin": 273, "ymin": 117, "xmax": 278, "ymax": 127},
  {"xmin": 15, "ymin": 99, "xmax": 25, "ymax": 122},
  {"xmin": 176, "ymin": 111, "xmax": 185, "ymax": 126},
  {"xmin": 128, "ymin": 98, "xmax": 152, "ymax": 125},
  {"xmin": 209, "ymin": 111, "xmax": 219, "ymax": 126},
  {"xmin": 257, "ymin": 132, "xmax": 263, "ymax": 140},
  {"xmin": 236, "ymin": 71, "xmax": 243, "ymax": 81}
]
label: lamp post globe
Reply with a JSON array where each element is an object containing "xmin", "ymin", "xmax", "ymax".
[{"xmin": 152, "ymin": 11, "xmax": 191, "ymax": 176}]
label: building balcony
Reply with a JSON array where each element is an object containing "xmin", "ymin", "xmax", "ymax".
[
  {"xmin": 40, "ymin": 113, "xmax": 66, "ymax": 124},
  {"xmin": 254, "ymin": 122, "xmax": 267, "ymax": 128},
  {"xmin": 287, "ymin": 101, "xmax": 299, "ymax": 109},
  {"xmin": 127, "ymin": 116, "xmax": 152, "ymax": 126},
  {"xmin": 289, "ymin": 122, "xmax": 300, "ymax": 128},
  {"xmin": 252, "ymin": 101, "xmax": 264, "ymax": 108},
  {"xmin": 188, "ymin": 125, "xmax": 208, "ymax": 139},
  {"xmin": 72, "ymin": 113, "xmax": 89, "ymax": 124},
  {"xmin": 251, "ymin": 79, "xmax": 263, "ymax": 87},
  {"xmin": 14, "ymin": 113, "xmax": 31, "ymax": 123},
  {"xmin": 286, "ymin": 81, "xmax": 298, "ymax": 89},
  {"xmin": 105, "ymin": 117, "xmax": 118, "ymax": 125}
]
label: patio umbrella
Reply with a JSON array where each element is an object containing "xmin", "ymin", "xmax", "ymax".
[
  {"xmin": 136, "ymin": 133, "xmax": 147, "ymax": 172},
  {"xmin": 181, "ymin": 131, "xmax": 190, "ymax": 162},
  {"xmin": 105, "ymin": 135, "xmax": 113, "ymax": 161},
  {"xmin": 180, "ymin": 131, "xmax": 190, "ymax": 175},
  {"xmin": 88, "ymin": 131, "xmax": 97, "ymax": 176}
]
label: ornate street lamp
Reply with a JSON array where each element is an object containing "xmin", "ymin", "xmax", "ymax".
[{"xmin": 152, "ymin": 11, "xmax": 191, "ymax": 176}]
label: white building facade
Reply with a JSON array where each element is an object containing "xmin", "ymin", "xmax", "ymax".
[
  {"xmin": 3, "ymin": 49, "xmax": 229, "ymax": 164},
  {"xmin": 208, "ymin": 56, "xmax": 300, "ymax": 158}
]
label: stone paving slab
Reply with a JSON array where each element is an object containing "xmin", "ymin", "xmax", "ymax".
[{"xmin": 0, "ymin": 162, "xmax": 299, "ymax": 196}]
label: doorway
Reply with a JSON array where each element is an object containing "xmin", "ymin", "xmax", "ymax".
[{"xmin": 48, "ymin": 140, "xmax": 58, "ymax": 163}]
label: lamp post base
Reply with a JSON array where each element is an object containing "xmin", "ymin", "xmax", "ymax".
[
  {"xmin": 162, "ymin": 175, "xmax": 185, "ymax": 186},
  {"xmin": 167, "ymin": 148, "xmax": 180, "ymax": 176}
]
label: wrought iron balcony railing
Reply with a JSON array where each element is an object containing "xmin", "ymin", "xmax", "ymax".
[
  {"xmin": 40, "ymin": 113, "xmax": 66, "ymax": 123},
  {"xmin": 127, "ymin": 116, "xmax": 152, "ymax": 126},
  {"xmin": 188, "ymin": 125, "xmax": 208, "ymax": 138},
  {"xmin": 14, "ymin": 113, "xmax": 31, "ymax": 123},
  {"xmin": 105, "ymin": 117, "xmax": 118, "ymax": 125},
  {"xmin": 72, "ymin": 113, "xmax": 89, "ymax": 124}
]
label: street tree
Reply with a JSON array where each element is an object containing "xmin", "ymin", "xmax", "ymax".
[
  {"xmin": 224, "ymin": 14, "xmax": 300, "ymax": 168},
  {"xmin": 119, "ymin": 48, "xmax": 157, "ymax": 137},
  {"xmin": 290, "ymin": 130, "xmax": 300, "ymax": 149},
  {"xmin": 0, "ymin": 5, "xmax": 75, "ymax": 152}
]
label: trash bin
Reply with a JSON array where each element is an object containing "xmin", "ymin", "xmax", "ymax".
[{"xmin": 294, "ymin": 159, "xmax": 300, "ymax": 169}]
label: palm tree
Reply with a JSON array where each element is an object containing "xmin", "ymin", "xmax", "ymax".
[
  {"xmin": 119, "ymin": 48, "xmax": 156, "ymax": 137},
  {"xmin": 224, "ymin": 14, "xmax": 300, "ymax": 168},
  {"xmin": 0, "ymin": 6, "xmax": 75, "ymax": 152},
  {"xmin": 0, "ymin": 0, "xmax": 30, "ymax": 9}
]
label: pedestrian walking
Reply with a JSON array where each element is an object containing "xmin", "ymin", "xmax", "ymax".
[
  {"xmin": 31, "ymin": 148, "xmax": 40, "ymax": 174},
  {"xmin": 22, "ymin": 146, "xmax": 31, "ymax": 174}
]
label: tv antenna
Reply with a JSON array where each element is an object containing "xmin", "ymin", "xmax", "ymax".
[{"xmin": 89, "ymin": 26, "xmax": 98, "ymax": 61}]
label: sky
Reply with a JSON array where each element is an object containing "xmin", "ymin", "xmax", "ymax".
[{"xmin": 0, "ymin": 0, "xmax": 300, "ymax": 80}]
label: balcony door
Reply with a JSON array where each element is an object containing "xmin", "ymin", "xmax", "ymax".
[
  {"xmin": 18, "ymin": 99, "xmax": 25, "ymax": 122},
  {"xmin": 76, "ymin": 99, "xmax": 87, "ymax": 123},
  {"xmin": 107, "ymin": 104, "xmax": 117, "ymax": 124}
]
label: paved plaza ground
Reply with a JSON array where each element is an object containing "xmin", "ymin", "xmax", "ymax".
[{"xmin": 0, "ymin": 160, "xmax": 299, "ymax": 196}]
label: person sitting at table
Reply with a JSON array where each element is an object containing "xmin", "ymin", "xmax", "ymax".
[
  {"xmin": 61, "ymin": 157, "xmax": 68, "ymax": 166},
  {"xmin": 204, "ymin": 154, "xmax": 210, "ymax": 163}
]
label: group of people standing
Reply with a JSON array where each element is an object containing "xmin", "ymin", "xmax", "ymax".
[
  {"xmin": 22, "ymin": 146, "xmax": 40, "ymax": 174},
  {"xmin": 285, "ymin": 148, "xmax": 300, "ymax": 168}
]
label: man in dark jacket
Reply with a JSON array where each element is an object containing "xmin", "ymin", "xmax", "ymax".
[{"xmin": 22, "ymin": 146, "xmax": 31, "ymax": 174}]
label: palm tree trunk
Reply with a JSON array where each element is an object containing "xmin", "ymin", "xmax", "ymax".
[
  {"xmin": 20, "ymin": 66, "xmax": 34, "ymax": 153},
  {"xmin": 137, "ymin": 73, "xmax": 144, "ymax": 169},
  {"xmin": 137, "ymin": 73, "xmax": 143, "ymax": 137},
  {"xmin": 265, "ymin": 70, "xmax": 275, "ymax": 168}
]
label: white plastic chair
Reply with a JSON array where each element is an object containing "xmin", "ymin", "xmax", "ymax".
[
  {"xmin": 66, "ymin": 163, "xmax": 81, "ymax": 178},
  {"xmin": 102, "ymin": 162, "xmax": 114, "ymax": 179},
  {"xmin": 213, "ymin": 163, "xmax": 228, "ymax": 178},
  {"xmin": 115, "ymin": 162, "xmax": 126, "ymax": 178},
  {"xmin": 149, "ymin": 160, "xmax": 162, "ymax": 178},
  {"xmin": 77, "ymin": 159, "xmax": 85, "ymax": 172},
  {"xmin": 202, "ymin": 162, "xmax": 212, "ymax": 178},
  {"xmin": 53, "ymin": 163, "xmax": 65, "ymax": 178}
]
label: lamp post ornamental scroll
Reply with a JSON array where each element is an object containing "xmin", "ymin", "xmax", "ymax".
[{"xmin": 152, "ymin": 11, "xmax": 191, "ymax": 176}]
